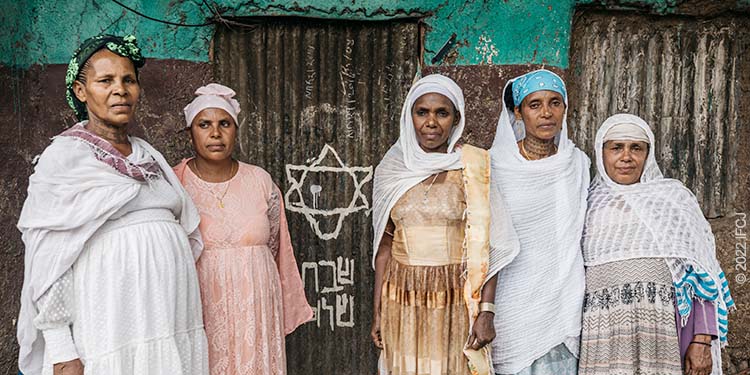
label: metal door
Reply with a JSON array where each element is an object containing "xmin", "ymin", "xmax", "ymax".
[{"xmin": 214, "ymin": 18, "xmax": 419, "ymax": 373}]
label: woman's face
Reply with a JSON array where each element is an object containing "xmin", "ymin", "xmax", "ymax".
[
  {"xmin": 602, "ymin": 140, "xmax": 649, "ymax": 185},
  {"xmin": 411, "ymin": 93, "xmax": 459, "ymax": 153},
  {"xmin": 514, "ymin": 90, "xmax": 565, "ymax": 141},
  {"xmin": 189, "ymin": 108, "xmax": 237, "ymax": 163},
  {"xmin": 73, "ymin": 49, "xmax": 140, "ymax": 127}
]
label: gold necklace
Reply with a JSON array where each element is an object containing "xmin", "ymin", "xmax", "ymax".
[
  {"xmin": 422, "ymin": 173, "xmax": 440, "ymax": 204},
  {"xmin": 193, "ymin": 159, "xmax": 236, "ymax": 209}
]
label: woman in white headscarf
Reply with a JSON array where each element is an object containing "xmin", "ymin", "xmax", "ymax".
[
  {"xmin": 579, "ymin": 114, "xmax": 734, "ymax": 375},
  {"xmin": 489, "ymin": 69, "xmax": 590, "ymax": 375},
  {"xmin": 173, "ymin": 83, "xmax": 312, "ymax": 375},
  {"xmin": 370, "ymin": 74, "xmax": 519, "ymax": 375}
]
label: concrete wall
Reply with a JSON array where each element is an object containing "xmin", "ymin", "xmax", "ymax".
[{"xmin": 2, "ymin": 0, "xmax": 749, "ymax": 374}]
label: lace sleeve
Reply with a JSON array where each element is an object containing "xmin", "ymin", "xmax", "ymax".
[
  {"xmin": 33, "ymin": 268, "xmax": 79, "ymax": 363},
  {"xmin": 268, "ymin": 188, "xmax": 281, "ymax": 258}
]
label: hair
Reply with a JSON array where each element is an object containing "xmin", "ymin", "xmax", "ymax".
[
  {"xmin": 76, "ymin": 59, "xmax": 94, "ymax": 85},
  {"xmin": 504, "ymin": 83, "xmax": 516, "ymax": 111},
  {"xmin": 76, "ymin": 49, "xmax": 140, "ymax": 86}
]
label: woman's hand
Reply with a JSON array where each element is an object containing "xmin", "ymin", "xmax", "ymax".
[
  {"xmin": 53, "ymin": 359, "xmax": 84, "ymax": 375},
  {"xmin": 684, "ymin": 334, "xmax": 712, "ymax": 375},
  {"xmin": 371, "ymin": 313, "xmax": 383, "ymax": 349},
  {"xmin": 467, "ymin": 311, "xmax": 496, "ymax": 350}
]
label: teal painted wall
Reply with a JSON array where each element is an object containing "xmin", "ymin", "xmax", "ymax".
[
  {"xmin": 2, "ymin": 0, "xmax": 574, "ymax": 68},
  {"xmin": 3, "ymin": 0, "xmax": 748, "ymax": 69}
]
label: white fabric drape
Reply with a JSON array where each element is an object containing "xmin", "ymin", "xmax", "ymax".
[
  {"xmin": 371, "ymin": 74, "xmax": 518, "ymax": 279},
  {"xmin": 17, "ymin": 132, "xmax": 202, "ymax": 375},
  {"xmin": 582, "ymin": 113, "xmax": 734, "ymax": 374},
  {"xmin": 488, "ymin": 70, "xmax": 590, "ymax": 373}
]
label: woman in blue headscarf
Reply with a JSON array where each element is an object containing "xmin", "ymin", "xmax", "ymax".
[{"xmin": 488, "ymin": 70, "xmax": 590, "ymax": 374}]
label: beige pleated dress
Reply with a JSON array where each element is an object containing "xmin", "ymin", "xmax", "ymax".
[{"xmin": 380, "ymin": 170, "xmax": 470, "ymax": 375}]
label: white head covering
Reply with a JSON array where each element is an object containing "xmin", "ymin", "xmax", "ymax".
[
  {"xmin": 584, "ymin": 113, "xmax": 734, "ymax": 371},
  {"xmin": 183, "ymin": 83, "xmax": 241, "ymax": 127},
  {"xmin": 371, "ymin": 74, "xmax": 465, "ymax": 265},
  {"xmin": 399, "ymin": 74, "xmax": 466, "ymax": 170},
  {"xmin": 488, "ymin": 70, "xmax": 591, "ymax": 373},
  {"xmin": 595, "ymin": 113, "xmax": 662, "ymax": 185},
  {"xmin": 602, "ymin": 121, "xmax": 650, "ymax": 144}
]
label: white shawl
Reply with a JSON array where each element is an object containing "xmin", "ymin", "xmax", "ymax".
[
  {"xmin": 371, "ymin": 74, "xmax": 518, "ymax": 278},
  {"xmin": 16, "ymin": 133, "xmax": 202, "ymax": 375},
  {"xmin": 583, "ymin": 114, "xmax": 734, "ymax": 373},
  {"xmin": 489, "ymin": 71, "xmax": 590, "ymax": 373}
]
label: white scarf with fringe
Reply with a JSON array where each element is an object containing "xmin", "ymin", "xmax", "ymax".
[
  {"xmin": 488, "ymin": 72, "xmax": 590, "ymax": 373},
  {"xmin": 582, "ymin": 113, "xmax": 734, "ymax": 374}
]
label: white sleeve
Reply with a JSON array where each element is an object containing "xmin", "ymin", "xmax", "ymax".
[{"xmin": 32, "ymin": 268, "xmax": 79, "ymax": 364}]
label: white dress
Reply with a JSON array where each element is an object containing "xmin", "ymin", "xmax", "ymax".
[{"xmin": 32, "ymin": 142, "xmax": 208, "ymax": 375}]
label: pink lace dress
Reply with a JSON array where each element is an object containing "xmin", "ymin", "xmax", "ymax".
[{"xmin": 174, "ymin": 159, "xmax": 312, "ymax": 375}]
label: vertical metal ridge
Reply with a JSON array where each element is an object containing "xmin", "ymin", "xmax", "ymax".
[
  {"xmin": 570, "ymin": 12, "xmax": 747, "ymax": 217},
  {"xmin": 214, "ymin": 19, "xmax": 418, "ymax": 373}
]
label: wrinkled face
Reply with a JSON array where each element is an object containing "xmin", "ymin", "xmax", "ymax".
[
  {"xmin": 73, "ymin": 49, "xmax": 140, "ymax": 127},
  {"xmin": 411, "ymin": 93, "xmax": 459, "ymax": 153},
  {"xmin": 602, "ymin": 140, "xmax": 649, "ymax": 185},
  {"xmin": 514, "ymin": 90, "xmax": 565, "ymax": 141},
  {"xmin": 189, "ymin": 108, "xmax": 237, "ymax": 163}
]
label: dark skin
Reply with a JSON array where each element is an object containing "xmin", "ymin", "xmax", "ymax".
[
  {"xmin": 684, "ymin": 334, "xmax": 713, "ymax": 375},
  {"xmin": 371, "ymin": 93, "xmax": 498, "ymax": 351},
  {"xmin": 602, "ymin": 140, "xmax": 714, "ymax": 374},
  {"xmin": 188, "ymin": 108, "xmax": 238, "ymax": 182},
  {"xmin": 72, "ymin": 49, "xmax": 140, "ymax": 156},
  {"xmin": 411, "ymin": 93, "xmax": 458, "ymax": 153},
  {"xmin": 55, "ymin": 49, "xmax": 142, "ymax": 375},
  {"xmin": 514, "ymin": 90, "xmax": 565, "ymax": 160},
  {"xmin": 601, "ymin": 140, "xmax": 648, "ymax": 185}
]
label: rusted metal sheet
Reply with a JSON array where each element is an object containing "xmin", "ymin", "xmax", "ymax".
[
  {"xmin": 568, "ymin": 11, "xmax": 749, "ymax": 218},
  {"xmin": 213, "ymin": 19, "xmax": 419, "ymax": 374}
]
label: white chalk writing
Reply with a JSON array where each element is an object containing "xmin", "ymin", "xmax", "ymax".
[
  {"xmin": 285, "ymin": 144, "xmax": 373, "ymax": 240},
  {"xmin": 302, "ymin": 256, "xmax": 356, "ymax": 330}
]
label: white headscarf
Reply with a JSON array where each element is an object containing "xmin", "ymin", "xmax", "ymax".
[
  {"xmin": 602, "ymin": 121, "xmax": 650, "ymax": 143},
  {"xmin": 488, "ymin": 70, "xmax": 591, "ymax": 373},
  {"xmin": 183, "ymin": 83, "xmax": 241, "ymax": 127},
  {"xmin": 583, "ymin": 114, "xmax": 734, "ymax": 372},
  {"xmin": 372, "ymin": 74, "xmax": 517, "ymax": 278},
  {"xmin": 371, "ymin": 74, "xmax": 465, "ymax": 265}
]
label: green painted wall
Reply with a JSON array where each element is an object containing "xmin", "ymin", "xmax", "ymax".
[
  {"xmin": 2, "ymin": 0, "xmax": 574, "ymax": 68},
  {"xmin": 3, "ymin": 0, "xmax": 748, "ymax": 69}
]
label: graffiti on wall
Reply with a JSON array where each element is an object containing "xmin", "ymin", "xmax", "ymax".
[
  {"xmin": 301, "ymin": 256, "xmax": 356, "ymax": 330},
  {"xmin": 284, "ymin": 144, "xmax": 373, "ymax": 240}
]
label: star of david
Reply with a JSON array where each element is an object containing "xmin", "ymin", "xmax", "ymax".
[{"xmin": 284, "ymin": 144, "xmax": 373, "ymax": 241}]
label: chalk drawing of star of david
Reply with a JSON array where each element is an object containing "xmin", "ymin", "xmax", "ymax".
[{"xmin": 284, "ymin": 144, "xmax": 373, "ymax": 241}]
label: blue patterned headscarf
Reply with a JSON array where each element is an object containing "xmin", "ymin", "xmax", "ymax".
[{"xmin": 511, "ymin": 69, "xmax": 567, "ymax": 107}]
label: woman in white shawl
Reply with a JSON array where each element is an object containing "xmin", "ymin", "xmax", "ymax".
[
  {"xmin": 16, "ymin": 35, "xmax": 208, "ymax": 375},
  {"xmin": 489, "ymin": 69, "xmax": 590, "ymax": 374},
  {"xmin": 370, "ymin": 74, "xmax": 518, "ymax": 375},
  {"xmin": 579, "ymin": 114, "xmax": 734, "ymax": 375}
]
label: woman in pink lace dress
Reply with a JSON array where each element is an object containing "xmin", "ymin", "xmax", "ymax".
[{"xmin": 174, "ymin": 83, "xmax": 313, "ymax": 374}]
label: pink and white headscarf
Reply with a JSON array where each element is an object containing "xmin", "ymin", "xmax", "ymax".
[{"xmin": 183, "ymin": 83, "xmax": 241, "ymax": 127}]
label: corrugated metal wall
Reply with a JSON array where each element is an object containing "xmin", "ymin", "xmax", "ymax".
[
  {"xmin": 214, "ymin": 19, "xmax": 419, "ymax": 374},
  {"xmin": 568, "ymin": 12, "xmax": 749, "ymax": 218}
]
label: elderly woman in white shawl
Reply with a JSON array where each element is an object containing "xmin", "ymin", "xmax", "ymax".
[
  {"xmin": 17, "ymin": 35, "xmax": 208, "ymax": 375},
  {"xmin": 579, "ymin": 114, "xmax": 734, "ymax": 375},
  {"xmin": 370, "ymin": 74, "xmax": 518, "ymax": 375},
  {"xmin": 489, "ymin": 69, "xmax": 590, "ymax": 375}
]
